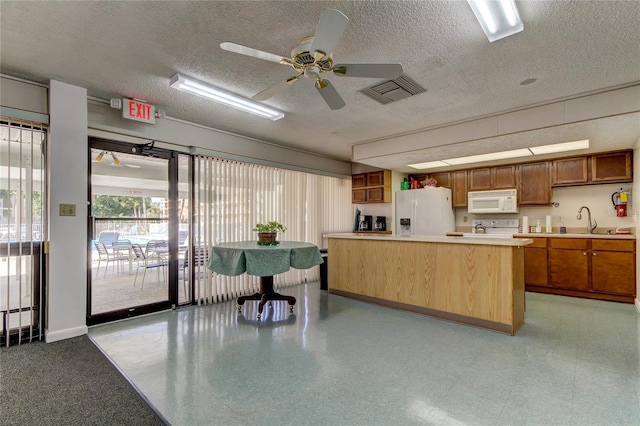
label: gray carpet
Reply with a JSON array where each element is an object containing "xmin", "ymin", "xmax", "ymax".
[{"xmin": 0, "ymin": 335, "xmax": 166, "ymax": 426}]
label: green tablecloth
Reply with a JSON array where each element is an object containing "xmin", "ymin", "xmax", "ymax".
[{"xmin": 207, "ymin": 241, "xmax": 324, "ymax": 277}]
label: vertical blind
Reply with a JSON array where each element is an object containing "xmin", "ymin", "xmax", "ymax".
[
  {"xmin": 0, "ymin": 117, "xmax": 47, "ymax": 346},
  {"xmin": 191, "ymin": 155, "xmax": 352, "ymax": 304}
]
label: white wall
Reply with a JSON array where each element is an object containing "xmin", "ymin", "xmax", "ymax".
[
  {"xmin": 0, "ymin": 76, "xmax": 48, "ymax": 115},
  {"xmin": 46, "ymin": 80, "xmax": 88, "ymax": 342}
]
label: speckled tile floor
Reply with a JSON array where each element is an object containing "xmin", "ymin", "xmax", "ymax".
[{"xmin": 89, "ymin": 283, "xmax": 640, "ymax": 426}]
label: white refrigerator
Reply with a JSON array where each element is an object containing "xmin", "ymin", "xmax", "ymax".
[{"xmin": 395, "ymin": 187, "xmax": 455, "ymax": 236}]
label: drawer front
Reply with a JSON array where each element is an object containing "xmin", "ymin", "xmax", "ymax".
[
  {"xmin": 549, "ymin": 238, "xmax": 588, "ymax": 250},
  {"xmin": 527, "ymin": 237, "xmax": 548, "ymax": 248},
  {"xmin": 591, "ymin": 239, "xmax": 635, "ymax": 252}
]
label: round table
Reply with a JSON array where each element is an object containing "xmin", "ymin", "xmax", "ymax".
[{"xmin": 207, "ymin": 241, "xmax": 324, "ymax": 319}]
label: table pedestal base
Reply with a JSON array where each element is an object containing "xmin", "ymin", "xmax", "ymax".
[{"xmin": 237, "ymin": 276, "xmax": 296, "ymax": 319}]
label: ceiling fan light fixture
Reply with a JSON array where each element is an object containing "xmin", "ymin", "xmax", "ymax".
[
  {"xmin": 169, "ymin": 73, "xmax": 285, "ymax": 121},
  {"xmin": 467, "ymin": 0, "xmax": 523, "ymax": 42}
]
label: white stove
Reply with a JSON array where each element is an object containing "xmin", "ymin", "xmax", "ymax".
[{"xmin": 471, "ymin": 218, "xmax": 519, "ymax": 235}]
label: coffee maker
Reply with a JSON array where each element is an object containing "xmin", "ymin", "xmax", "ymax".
[
  {"xmin": 358, "ymin": 215, "xmax": 373, "ymax": 231},
  {"xmin": 374, "ymin": 216, "xmax": 387, "ymax": 231}
]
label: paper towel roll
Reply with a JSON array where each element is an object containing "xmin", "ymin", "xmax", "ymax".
[
  {"xmin": 522, "ymin": 216, "xmax": 528, "ymax": 233},
  {"xmin": 546, "ymin": 215, "xmax": 552, "ymax": 233}
]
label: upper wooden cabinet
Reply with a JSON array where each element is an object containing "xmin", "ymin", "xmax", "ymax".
[
  {"xmin": 428, "ymin": 172, "xmax": 451, "ymax": 189},
  {"xmin": 518, "ymin": 161, "xmax": 551, "ymax": 205},
  {"xmin": 468, "ymin": 166, "xmax": 516, "ymax": 191},
  {"xmin": 451, "ymin": 170, "xmax": 468, "ymax": 208},
  {"xmin": 352, "ymin": 174, "xmax": 367, "ymax": 188},
  {"xmin": 552, "ymin": 157, "xmax": 588, "ymax": 185},
  {"xmin": 468, "ymin": 168, "xmax": 491, "ymax": 191},
  {"xmin": 552, "ymin": 151, "xmax": 632, "ymax": 187},
  {"xmin": 591, "ymin": 151, "xmax": 632, "ymax": 183},
  {"xmin": 352, "ymin": 170, "xmax": 391, "ymax": 204},
  {"xmin": 419, "ymin": 171, "xmax": 467, "ymax": 207},
  {"xmin": 492, "ymin": 165, "xmax": 517, "ymax": 189}
]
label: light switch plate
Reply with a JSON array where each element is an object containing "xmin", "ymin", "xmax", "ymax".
[{"xmin": 59, "ymin": 203, "xmax": 76, "ymax": 216}]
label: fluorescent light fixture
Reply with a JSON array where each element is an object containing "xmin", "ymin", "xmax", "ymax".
[
  {"xmin": 408, "ymin": 161, "xmax": 450, "ymax": 170},
  {"xmin": 529, "ymin": 139, "xmax": 589, "ymax": 155},
  {"xmin": 467, "ymin": 0, "xmax": 523, "ymax": 42},
  {"xmin": 169, "ymin": 73, "xmax": 285, "ymax": 121},
  {"xmin": 406, "ymin": 140, "xmax": 591, "ymax": 170},
  {"xmin": 444, "ymin": 148, "xmax": 532, "ymax": 165}
]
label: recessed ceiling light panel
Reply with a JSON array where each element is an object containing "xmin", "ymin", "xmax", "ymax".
[
  {"xmin": 529, "ymin": 139, "xmax": 589, "ymax": 155},
  {"xmin": 408, "ymin": 161, "xmax": 450, "ymax": 170},
  {"xmin": 444, "ymin": 148, "xmax": 532, "ymax": 165}
]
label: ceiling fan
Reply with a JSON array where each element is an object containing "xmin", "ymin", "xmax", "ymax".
[{"xmin": 220, "ymin": 8, "xmax": 404, "ymax": 110}]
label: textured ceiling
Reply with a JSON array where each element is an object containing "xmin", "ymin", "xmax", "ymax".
[{"xmin": 1, "ymin": 1, "xmax": 639, "ymax": 170}]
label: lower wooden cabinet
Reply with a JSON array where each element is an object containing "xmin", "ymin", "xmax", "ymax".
[
  {"xmin": 549, "ymin": 239, "xmax": 590, "ymax": 291},
  {"xmin": 524, "ymin": 238, "xmax": 548, "ymax": 286},
  {"xmin": 590, "ymin": 239, "xmax": 636, "ymax": 296},
  {"xmin": 517, "ymin": 236, "xmax": 636, "ymax": 303}
]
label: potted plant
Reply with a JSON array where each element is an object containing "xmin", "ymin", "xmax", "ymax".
[{"xmin": 253, "ymin": 221, "xmax": 287, "ymax": 245}]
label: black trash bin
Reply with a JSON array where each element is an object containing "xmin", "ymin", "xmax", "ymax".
[{"xmin": 319, "ymin": 249, "xmax": 328, "ymax": 291}]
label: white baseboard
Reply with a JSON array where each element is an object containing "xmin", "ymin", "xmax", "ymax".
[{"xmin": 45, "ymin": 325, "xmax": 88, "ymax": 343}]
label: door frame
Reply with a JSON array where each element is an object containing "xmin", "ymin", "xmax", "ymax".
[{"xmin": 87, "ymin": 137, "xmax": 181, "ymax": 325}]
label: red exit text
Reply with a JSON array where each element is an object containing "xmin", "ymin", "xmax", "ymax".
[{"xmin": 122, "ymin": 98, "xmax": 156, "ymax": 124}]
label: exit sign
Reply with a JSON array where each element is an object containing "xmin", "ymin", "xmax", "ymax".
[{"xmin": 122, "ymin": 98, "xmax": 156, "ymax": 124}]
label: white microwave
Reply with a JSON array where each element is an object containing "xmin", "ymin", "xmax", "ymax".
[{"xmin": 468, "ymin": 189, "xmax": 519, "ymax": 214}]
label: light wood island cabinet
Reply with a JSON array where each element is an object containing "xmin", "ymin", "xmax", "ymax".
[{"xmin": 327, "ymin": 234, "xmax": 530, "ymax": 335}]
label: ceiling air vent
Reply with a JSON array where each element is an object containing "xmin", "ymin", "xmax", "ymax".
[{"xmin": 360, "ymin": 74, "xmax": 426, "ymax": 104}]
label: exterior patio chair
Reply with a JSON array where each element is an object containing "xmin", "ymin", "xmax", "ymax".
[
  {"xmin": 180, "ymin": 246, "xmax": 210, "ymax": 299},
  {"xmin": 94, "ymin": 241, "xmax": 129, "ymax": 277},
  {"xmin": 131, "ymin": 243, "xmax": 167, "ymax": 288}
]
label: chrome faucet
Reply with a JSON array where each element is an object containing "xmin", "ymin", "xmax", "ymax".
[{"xmin": 577, "ymin": 206, "xmax": 597, "ymax": 234}]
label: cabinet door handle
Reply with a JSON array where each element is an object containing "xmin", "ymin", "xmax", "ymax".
[
  {"xmin": 593, "ymin": 252, "xmax": 597, "ymax": 256},
  {"xmin": 583, "ymin": 252, "xmax": 587, "ymax": 255}
]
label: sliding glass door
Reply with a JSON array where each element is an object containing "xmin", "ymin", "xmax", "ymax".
[{"xmin": 87, "ymin": 138, "xmax": 188, "ymax": 325}]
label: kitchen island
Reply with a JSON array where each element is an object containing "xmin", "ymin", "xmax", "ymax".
[{"xmin": 326, "ymin": 233, "xmax": 532, "ymax": 335}]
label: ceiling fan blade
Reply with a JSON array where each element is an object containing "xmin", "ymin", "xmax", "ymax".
[
  {"xmin": 252, "ymin": 77, "xmax": 299, "ymax": 101},
  {"xmin": 332, "ymin": 63, "xmax": 404, "ymax": 79},
  {"xmin": 310, "ymin": 9, "xmax": 349, "ymax": 60},
  {"xmin": 315, "ymin": 79, "xmax": 346, "ymax": 110},
  {"xmin": 220, "ymin": 42, "xmax": 288, "ymax": 64}
]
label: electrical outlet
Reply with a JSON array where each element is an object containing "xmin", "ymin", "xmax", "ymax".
[
  {"xmin": 463, "ymin": 216, "xmax": 468, "ymax": 223},
  {"xmin": 59, "ymin": 203, "xmax": 76, "ymax": 216}
]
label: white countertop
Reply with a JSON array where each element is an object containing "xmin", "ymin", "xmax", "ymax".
[
  {"xmin": 516, "ymin": 232, "xmax": 635, "ymax": 240},
  {"xmin": 325, "ymin": 233, "xmax": 533, "ymax": 247}
]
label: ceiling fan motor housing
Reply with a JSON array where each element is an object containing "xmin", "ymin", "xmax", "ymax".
[{"xmin": 291, "ymin": 38, "xmax": 333, "ymax": 73}]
